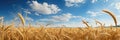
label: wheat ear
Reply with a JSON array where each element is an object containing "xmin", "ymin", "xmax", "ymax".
[
  {"xmin": 18, "ymin": 13, "xmax": 25, "ymax": 26},
  {"xmin": 102, "ymin": 9, "xmax": 117, "ymax": 26},
  {"xmin": 82, "ymin": 20, "xmax": 90, "ymax": 28},
  {"xmin": 94, "ymin": 19, "xmax": 103, "ymax": 29}
]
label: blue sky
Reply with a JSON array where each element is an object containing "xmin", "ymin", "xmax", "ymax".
[{"xmin": 0, "ymin": 0, "xmax": 120, "ymax": 27}]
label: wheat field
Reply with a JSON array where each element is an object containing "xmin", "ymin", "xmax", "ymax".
[
  {"xmin": 1, "ymin": 25, "xmax": 120, "ymax": 40},
  {"xmin": 0, "ymin": 9, "xmax": 120, "ymax": 40}
]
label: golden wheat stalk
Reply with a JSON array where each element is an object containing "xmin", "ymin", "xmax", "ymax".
[
  {"xmin": 3, "ymin": 24, "xmax": 13, "ymax": 31},
  {"xmin": 82, "ymin": 20, "xmax": 90, "ymax": 28},
  {"xmin": 94, "ymin": 19, "xmax": 103, "ymax": 29},
  {"xmin": 15, "ymin": 28, "xmax": 24, "ymax": 39},
  {"xmin": 94, "ymin": 19, "xmax": 102, "ymax": 26},
  {"xmin": 102, "ymin": 9, "xmax": 117, "ymax": 26},
  {"xmin": 18, "ymin": 13, "xmax": 25, "ymax": 26}
]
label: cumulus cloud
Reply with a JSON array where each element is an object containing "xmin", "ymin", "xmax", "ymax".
[
  {"xmin": 65, "ymin": 0, "xmax": 84, "ymax": 7},
  {"xmin": 39, "ymin": 13, "xmax": 73, "ymax": 22},
  {"xmin": 52, "ymin": 13, "xmax": 83, "ymax": 22},
  {"xmin": 52, "ymin": 13, "xmax": 72, "ymax": 22},
  {"xmin": 115, "ymin": 2, "xmax": 120, "ymax": 10},
  {"xmin": 91, "ymin": 0, "xmax": 108, "ymax": 3},
  {"xmin": 25, "ymin": 17, "xmax": 34, "ymax": 21},
  {"xmin": 52, "ymin": 22, "xmax": 85, "ymax": 27},
  {"xmin": 0, "ymin": 16, "xmax": 4, "ymax": 20},
  {"xmin": 30, "ymin": 1, "xmax": 61, "ymax": 14},
  {"xmin": 91, "ymin": 0, "xmax": 97, "ymax": 3},
  {"xmin": 24, "ymin": 9, "xmax": 31, "ymax": 14},
  {"xmin": 87, "ymin": 11, "xmax": 104, "ymax": 17},
  {"xmin": 35, "ymin": 13, "xmax": 41, "ymax": 16},
  {"xmin": 39, "ymin": 13, "xmax": 82, "ymax": 22}
]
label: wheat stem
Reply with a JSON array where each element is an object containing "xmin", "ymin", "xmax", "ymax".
[
  {"xmin": 102, "ymin": 9, "xmax": 117, "ymax": 26},
  {"xmin": 18, "ymin": 13, "xmax": 25, "ymax": 26}
]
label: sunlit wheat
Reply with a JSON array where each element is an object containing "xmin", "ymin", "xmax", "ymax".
[
  {"xmin": 102, "ymin": 9, "xmax": 117, "ymax": 26},
  {"xmin": 18, "ymin": 13, "xmax": 25, "ymax": 26}
]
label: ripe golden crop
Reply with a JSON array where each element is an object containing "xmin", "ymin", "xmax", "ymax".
[{"xmin": 0, "ymin": 9, "xmax": 119, "ymax": 40}]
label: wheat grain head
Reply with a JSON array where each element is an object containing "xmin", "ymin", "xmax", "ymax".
[
  {"xmin": 82, "ymin": 20, "xmax": 90, "ymax": 28},
  {"xmin": 18, "ymin": 13, "xmax": 25, "ymax": 26},
  {"xmin": 102, "ymin": 9, "xmax": 117, "ymax": 26},
  {"xmin": 94, "ymin": 19, "xmax": 104, "ymax": 29}
]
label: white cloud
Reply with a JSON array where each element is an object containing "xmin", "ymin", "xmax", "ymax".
[
  {"xmin": 91, "ymin": 0, "xmax": 97, "ymax": 3},
  {"xmin": 39, "ymin": 13, "xmax": 82, "ymax": 22},
  {"xmin": 54, "ymin": 22, "xmax": 85, "ymax": 27},
  {"xmin": 87, "ymin": 11, "xmax": 104, "ymax": 17},
  {"xmin": 52, "ymin": 13, "xmax": 83, "ymax": 22},
  {"xmin": 115, "ymin": 2, "xmax": 120, "ymax": 10},
  {"xmin": 39, "ymin": 18, "xmax": 58, "ymax": 22},
  {"xmin": 24, "ymin": 9, "xmax": 31, "ymax": 14},
  {"xmin": 72, "ymin": 16, "xmax": 82, "ymax": 18},
  {"xmin": 65, "ymin": 0, "xmax": 84, "ymax": 7},
  {"xmin": 25, "ymin": 17, "xmax": 34, "ymax": 21},
  {"xmin": 0, "ymin": 16, "xmax": 4, "ymax": 20},
  {"xmin": 35, "ymin": 13, "xmax": 41, "ymax": 16},
  {"xmin": 52, "ymin": 13, "xmax": 72, "ymax": 22},
  {"xmin": 30, "ymin": 1, "xmax": 61, "ymax": 14},
  {"xmin": 91, "ymin": 0, "xmax": 108, "ymax": 3}
]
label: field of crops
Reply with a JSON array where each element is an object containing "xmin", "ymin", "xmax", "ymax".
[
  {"xmin": 0, "ymin": 9, "xmax": 120, "ymax": 40},
  {"xmin": 1, "ymin": 26, "xmax": 120, "ymax": 40}
]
